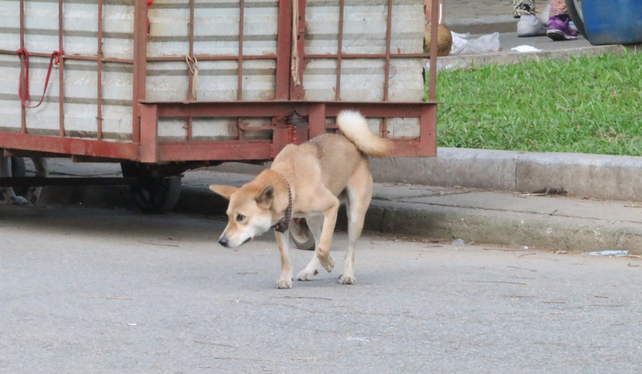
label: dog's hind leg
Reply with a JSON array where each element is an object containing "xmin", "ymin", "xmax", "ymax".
[
  {"xmin": 296, "ymin": 215, "xmax": 323, "ymax": 281},
  {"xmin": 27, "ymin": 157, "xmax": 48, "ymax": 204},
  {"xmin": 339, "ymin": 161, "xmax": 373, "ymax": 285},
  {"xmin": 315, "ymin": 190, "xmax": 340, "ymax": 273},
  {"xmin": 274, "ymin": 230, "xmax": 293, "ymax": 289}
]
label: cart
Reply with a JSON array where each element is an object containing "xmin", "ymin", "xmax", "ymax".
[{"xmin": 0, "ymin": 0, "xmax": 440, "ymax": 216}]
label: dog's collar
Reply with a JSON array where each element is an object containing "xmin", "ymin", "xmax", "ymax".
[{"xmin": 272, "ymin": 172, "xmax": 293, "ymax": 234}]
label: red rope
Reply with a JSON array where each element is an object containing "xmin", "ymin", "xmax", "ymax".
[
  {"xmin": 16, "ymin": 48, "xmax": 62, "ymax": 109},
  {"xmin": 147, "ymin": 0, "xmax": 153, "ymax": 37}
]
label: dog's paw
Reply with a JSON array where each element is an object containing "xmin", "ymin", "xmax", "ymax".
[
  {"xmin": 318, "ymin": 254, "xmax": 335, "ymax": 273},
  {"xmin": 296, "ymin": 269, "xmax": 319, "ymax": 281},
  {"xmin": 338, "ymin": 274, "xmax": 356, "ymax": 285},
  {"xmin": 275, "ymin": 279, "xmax": 293, "ymax": 289}
]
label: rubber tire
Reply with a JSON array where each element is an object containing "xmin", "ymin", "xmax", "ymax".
[
  {"xmin": 289, "ymin": 219, "xmax": 316, "ymax": 251},
  {"xmin": 10, "ymin": 157, "xmax": 27, "ymax": 196},
  {"xmin": 121, "ymin": 163, "xmax": 182, "ymax": 214},
  {"xmin": 564, "ymin": 0, "xmax": 586, "ymax": 38}
]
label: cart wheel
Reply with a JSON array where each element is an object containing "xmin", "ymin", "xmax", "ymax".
[
  {"xmin": 121, "ymin": 162, "xmax": 182, "ymax": 214},
  {"xmin": 564, "ymin": 0, "xmax": 586, "ymax": 38},
  {"xmin": 290, "ymin": 218, "xmax": 316, "ymax": 251},
  {"xmin": 10, "ymin": 157, "xmax": 27, "ymax": 196}
]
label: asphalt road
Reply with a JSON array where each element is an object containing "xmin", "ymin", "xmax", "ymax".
[{"xmin": 1, "ymin": 205, "xmax": 641, "ymax": 373}]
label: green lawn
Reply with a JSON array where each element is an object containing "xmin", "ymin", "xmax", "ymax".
[{"xmin": 430, "ymin": 52, "xmax": 642, "ymax": 155}]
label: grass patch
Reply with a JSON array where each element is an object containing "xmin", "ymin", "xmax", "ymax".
[{"xmin": 430, "ymin": 52, "xmax": 642, "ymax": 155}]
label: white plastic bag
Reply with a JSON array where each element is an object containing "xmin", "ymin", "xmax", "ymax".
[
  {"xmin": 425, "ymin": 60, "xmax": 471, "ymax": 72},
  {"xmin": 464, "ymin": 32, "xmax": 501, "ymax": 53},
  {"xmin": 449, "ymin": 32, "xmax": 501, "ymax": 55},
  {"xmin": 450, "ymin": 31, "xmax": 471, "ymax": 55}
]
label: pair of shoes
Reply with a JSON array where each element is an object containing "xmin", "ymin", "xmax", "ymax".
[
  {"xmin": 517, "ymin": 14, "xmax": 546, "ymax": 37},
  {"xmin": 547, "ymin": 16, "xmax": 578, "ymax": 41}
]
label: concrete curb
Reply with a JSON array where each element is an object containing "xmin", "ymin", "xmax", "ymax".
[
  {"xmin": 366, "ymin": 200, "xmax": 642, "ymax": 255},
  {"xmin": 212, "ymin": 148, "xmax": 642, "ymax": 202},
  {"xmin": 437, "ymin": 44, "xmax": 627, "ymax": 69},
  {"xmin": 447, "ymin": 16, "xmax": 517, "ymax": 35}
]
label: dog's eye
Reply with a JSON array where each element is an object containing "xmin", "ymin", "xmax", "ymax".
[{"xmin": 236, "ymin": 214, "xmax": 246, "ymax": 222}]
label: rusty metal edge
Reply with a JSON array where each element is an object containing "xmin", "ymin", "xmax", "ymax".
[{"xmin": 97, "ymin": 0, "xmax": 104, "ymax": 141}]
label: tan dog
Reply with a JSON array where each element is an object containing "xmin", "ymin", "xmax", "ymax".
[{"xmin": 210, "ymin": 111, "xmax": 392, "ymax": 289}]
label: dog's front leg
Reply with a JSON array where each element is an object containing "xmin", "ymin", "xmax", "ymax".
[
  {"xmin": 274, "ymin": 230, "xmax": 293, "ymax": 289},
  {"xmin": 316, "ymin": 195, "xmax": 340, "ymax": 273}
]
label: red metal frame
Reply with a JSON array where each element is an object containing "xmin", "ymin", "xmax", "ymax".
[
  {"xmin": 138, "ymin": 100, "xmax": 436, "ymax": 162},
  {"xmin": 58, "ymin": 0, "xmax": 65, "ymax": 137},
  {"xmin": 97, "ymin": 0, "xmax": 104, "ymax": 141},
  {"xmin": 0, "ymin": 0, "xmax": 439, "ymax": 163}
]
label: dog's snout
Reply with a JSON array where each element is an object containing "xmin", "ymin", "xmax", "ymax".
[{"xmin": 218, "ymin": 237, "xmax": 229, "ymax": 247}]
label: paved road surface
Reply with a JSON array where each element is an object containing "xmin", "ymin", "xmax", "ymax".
[{"xmin": 1, "ymin": 205, "xmax": 641, "ymax": 373}]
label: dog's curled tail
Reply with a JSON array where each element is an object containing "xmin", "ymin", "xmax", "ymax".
[{"xmin": 336, "ymin": 110, "xmax": 394, "ymax": 158}]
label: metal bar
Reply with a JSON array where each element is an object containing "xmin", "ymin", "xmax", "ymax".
[
  {"xmin": 158, "ymin": 141, "xmax": 273, "ymax": 162},
  {"xmin": 0, "ymin": 50, "xmax": 134, "ymax": 63},
  {"xmin": 58, "ymin": 0, "xmax": 65, "ymax": 137},
  {"xmin": 0, "ymin": 50, "xmax": 445, "ymax": 62},
  {"xmin": 64, "ymin": 55, "xmax": 132, "ymax": 63},
  {"xmin": 272, "ymin": 119, "xmax": 290, "ymax": 157},
  {"xmin": 154, "ymin": 102, "xmax": 301, "ymax": 118},
  {"xmin": 97, "ymin": 0, "xmax": 103, "ymax": 141},
  {"xmin": 428, "ymin": 0, "xmax": 439, "ymax": 101},
  {"xmin": 4, "ymin": 149, "xmax": 67, "ymax": 158},
  {"xmin": 132, "ymin": 0, "xmax": 148, "ymax": 144},
  {"xmin": 388, "ymin": 140, "xmax": 426, "ymax": 157},
  {"xmin": 0, "ymin": 133, "xmax": 139, "ymax": 160},
  {"xmin": 383, "ymin": 0, "xmax": 392, "ymax": 102},
  {"xmin": 186, "ymin": 0, "xmax": 195, "ymax": 141},
  {"xmin": 290, "ymin": 0, "xmax": 306, "ymax": 100},
  {"xmin": 425, "ymin": 0, "xmax": 444, "ymax": 26},
  {"xmin": 19, "ymin": 0, "xmax": 26, "ymax": 134},
  {"xmin": 146, "ymin": 54, "xmax": 276, "ymax": 62},
  {"xmin": 156, "ymin": 139, "xmax": 423, "ymax": 162},
  {"xmin": 323, "ymin": 103, "xmax": 430, "ymax": 118},
  {"xmin": 0, "ymin": 177, "xmax": 139, "ymax": 188},
  {"xmin": 237, "ymin": 0, "xmax": 244, "ymax": 101},
  {"xmin": 305, "ymin": 53, "xmax": 435, "ymax": 59},
  {"xmin": 419, "ymin": 104, "xmax": 437, "ymax": 156},
  {"xmin": 148, "ymin": 100, "xmax": 436, "ymax": 118},
  {"xmin": 238, "ymin": 126, "xmax": 273, "ymax": 132},
  {"xmin": 308, "ymin": 103, "xmax": 326, "ymax": 138},
  {"xmin": 187, "ymin": 0, "xmax": 195, "ymax": 101},
  {"xmin": 335, "ymin": 0, "xmax": 344, "ymax": 101},
  {"xmin": 237, "ymin": 117, "xmax": 244, "ymax": 140},
  {"xmin": 275, "ymin": 0, "xmax": 292, "ymax": 100},
  {"xmin": 381, "ymin": 118, "xmax": 389, "ymax": 138},
  {"xmin": 186, "ymin": 117, "xmax": 194, "ymax": 141},
  {"xmin": 236, "ymin": 0, "xmax": 245, "ymax": 143},
  {"xmin": 139, "ymin": 104, "xmax": 159, "ymax": 163}
]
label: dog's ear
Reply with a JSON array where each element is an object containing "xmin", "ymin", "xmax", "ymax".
[
  {"xmin": 255, "ymin": 185, "xmax": 275, "ymax": 208},
  {"xmin": 209, "ymin": 185, "xmax": 238, "ymax": 200}
]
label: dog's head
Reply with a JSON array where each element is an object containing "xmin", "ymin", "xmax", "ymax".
[{"xmin": 210, "ymin": 183, "xmax": 276, "ymax": 248}]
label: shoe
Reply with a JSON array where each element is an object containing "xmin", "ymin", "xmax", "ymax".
[
  {"xmin": 547, "ymin": 16, "xmax": 578, "ymax": 41},
  {"xmin": 517, "ymin": 14, "xmax": 547, "ymax": 37}
]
